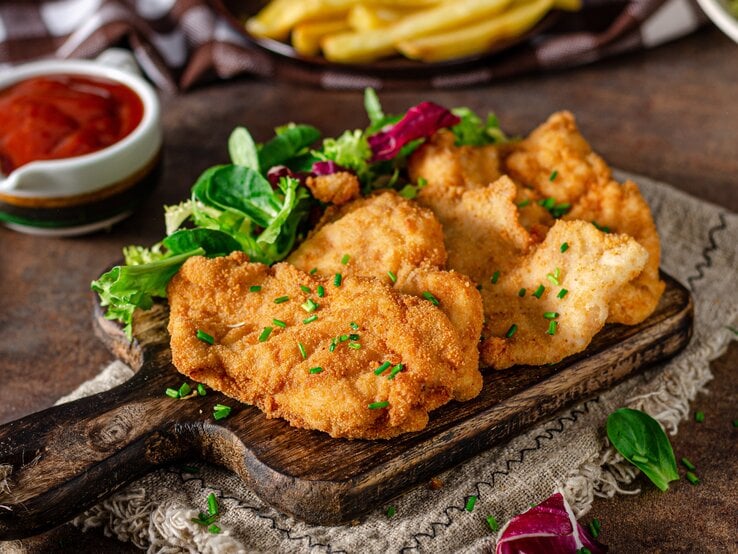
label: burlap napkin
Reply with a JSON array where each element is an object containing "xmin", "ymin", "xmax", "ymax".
[
  {"xmin": 0, "ymin": 0, "xmax": 708, "ymax": 90},
  {"xmin": 4, "ymin": 172, "xmax": 729, "ymax": 553}
]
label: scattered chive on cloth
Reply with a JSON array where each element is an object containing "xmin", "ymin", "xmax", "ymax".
[
  {"xmin": 0, "ymin": 0, "xmax": 708, "ymax": 91},
  {"xmin": 2, "ymin": 171, "xmax": 732, "ymax": 553}
]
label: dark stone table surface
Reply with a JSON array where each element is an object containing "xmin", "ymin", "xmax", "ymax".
[{"xmin": 1, "ymin": 25, "xmax": 736, "ymax": 553}]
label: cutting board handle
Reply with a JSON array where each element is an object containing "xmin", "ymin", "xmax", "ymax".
[{"xmin": 0, "ymin": 362, "xmax": 205, "ymax": 539}]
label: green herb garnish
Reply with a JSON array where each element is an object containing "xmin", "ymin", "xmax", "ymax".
[
  {"xmin": 549, "ymin": 170, "xmax": 558, "ymax": 182},
  {"xmin": 213, "ymin": 404, "xmax": 232, "ymax": 421},
  {"xmin": 301, "ymin": 298, "xmax": 318, "ymax": 312},
  {"xmin": 532, "ymin": 285, "xmax": 545, "ymax": 299},
  {"xmin": 589, "ymin": 518, "xmax": 601, "ymax": 538},
  {"xmin": 490, "ymin": 271, "xmax": 500, "ymax": 284},
  {"xmin": 505, "ymin": 324, "xmax": 518, "ymax": 338},
  {"xmin": 560, "ymin": 242, "xmax": 569, "ymax": 253},
  {"xmin": 422, "ymin": 291, "xmax": 440, "ymax": 306},
  {"xmin": 686, "ymin": 471, "xmax": 700, "ymax": 485},
  {"xmin": 178, "ymin": 382, "xmax": 192, "ymax": 397},
  {"xmin": 374, "ymin": 361, "xmax": 392, "ymax": 375},
  {"xmin": 386, "ymin": 506, "xmax": 397, "ymax": 518},
  {"xmin": 518, "ymin": 288, "xmax": 526, "ymax": 297},
  {"xmin": 387, "ymin": 363, "xmax": 404, "ymax": 380},
  {"xmin": 368, "ymin": 401, "xmax": 389, "ymax": 409},
  {"xmin": 309, "ymin": 367, "xmax": 323, "ymax": 374},
  {"xmin": 546, "ymin": 320, "xmax": 558, "ymax": 335},
  {"xmin": 465, "ymin": 495, "xmax": 477, "ymax": 512},
  {"xmin": 695, "ymin": 411, "xmax": 705, "ymax": 423},
  {"xmin": 197, "ymin": 383, "xmax": 207, "ymax": 396},
  {"xmin": 249, "ymin": 285, "xmax": 262, "ymax": 292},
  {"xmin": 557, "ymin": 288, "xmax": 569, "ymax": 299},
  {"xmin": 388, "ymin": 270, "xmax": 397, "ymax": 283},
  {"xmin": 258, "ymin": 327, "xmax": 273, "ymax": 342},
  {"xmin": 486, "ymin": 515, "xmax": 499, "ymax": 532},
  {"xmin": 196, "ymin": 330, "xmax": 214, "ymax": 345},
  {"xmin": 274, "ymin": 295, "xmax": 289, "ymax": 304},
  {"xmin": 334, "ymin": 273, "xmax": 343, "ymax": 287},
  {"xmin": 341, "ymin": 254, "xmax": 351, "ymax": 265},
  {"xmin": 165, "ymin": 388, "xmax": 179, "ymax": 399},
  {"xmin": 303, "ymin": 315, "xmax": 318, "ymax": 324},
  {"xmin": 273, "ymin": 318, "xmax": 287, "ymax": 328},
  {"xmin": 317, "ymin": 285, "xmax": 325, "ymax": 297},
  {"xmin": 681, "ymin": 457, "xmax": 696, "ymax": 471},
  {"xmin": 298, "ymin": 342, "xmax": 307, "ymax": 359}
]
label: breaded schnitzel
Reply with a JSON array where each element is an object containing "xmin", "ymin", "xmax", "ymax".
[
  {"xmin": 287, "ymin": 191, "xmax": 483, "ymax": 400},
  {"xmin": 168, "ymin": 252, "xmax": 483, "ymax": 438},
  {"xmin": 504, "ymin": 111, "xmax": 664, "ymax": 324}
]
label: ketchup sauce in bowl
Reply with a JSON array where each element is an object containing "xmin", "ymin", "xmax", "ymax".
[
  {"xmin": 0, "ymin": 54, "xmax": 161, "ymax": 236},
  {"xmin": 0, "ymin": 75, "xmax": 144, "ymax": 175}
]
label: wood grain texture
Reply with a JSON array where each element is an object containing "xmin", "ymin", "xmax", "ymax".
[{"xmin": 0, "ymin": 273, "xmax": 692, "ymax": 538}]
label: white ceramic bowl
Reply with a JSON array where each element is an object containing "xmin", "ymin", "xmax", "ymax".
[
  {"xmin": 697, "ymin": 0, "xmax": 738, "ymax": 43},
  {"xmin": 0, "ymin": 50, "xmax": 162, "ymax": 236}
]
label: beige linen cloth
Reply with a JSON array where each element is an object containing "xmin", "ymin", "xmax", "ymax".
[{"xmin": 6, "ymin": 172, "xmax": 738, "ymax": 553}]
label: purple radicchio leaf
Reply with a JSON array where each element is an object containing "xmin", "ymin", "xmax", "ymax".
[
  {"xmin": 366, "ymin": 101, "xmax": 460, "ymax": 162},
  {"xmin": 311, "ymin": 160, "xmax": 350, "ymax": 176},
  {"xmin": 496, "ymin": 492, "xmax": 607, "ymax": 554},
  {"xmin": 266, "ymin": 165, "xmax": 311, "ymax": 187}
]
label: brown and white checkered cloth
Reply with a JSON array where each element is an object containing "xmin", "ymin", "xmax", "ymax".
[{"xmin": 0, "ymin": 0, "xmax": 709, "ymax": 90}]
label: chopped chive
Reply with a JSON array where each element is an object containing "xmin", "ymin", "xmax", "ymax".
[
  {"xmin": 298, "ymin": 342, "xmax": 307, "ymax": 359},
  {"xmin": 387, "ymin": 363, "xmax": 404, "ymax": 380},
  {"xmin": 465, "ymin": 495, "xmax": 477, "ymax": 512},
  {"xmin": 417, "ymin": 177, "xmax": 428, "ymax": 188},
  {"xmin": 303, "ymin": 315, "xmax": 318, "ymax": 324},
  {"xmin": 557, "ymin": 288, "xmax": 569, "ymax": 299},
  {"xmin": 505, "ymin": 324, "xmax": 518, "ymax": 338},
  {"xmin": 208, "ymin": 524, "xmax": 221, "ymax": 534},
  {"xmin": 197, "ymin": 383, "xmax": 207, "ymax": 396},
  {"xmin": 178, "ymin": 382, "xmax": 192, "ymax": 397},
  {"xmin": 518, "ymin": 288, "xmax": 526, "ymax": 297},
  {"xmin": 258, "ymin": 327, "xmax": 273, "ymax": 342},
  {"xmin": 301, "ymin": 298, "xmax": 318, "ymax": 312},
  {"xmin": 539, "ymin": 197, "xmax": 556, "ymax": 209},
  {"xmin": 249, "ymin": 285, "xmax": 262, "ymax": 292},
  {"xmin": 549, "ymin": 170, "xmax": 558, "ymax": 182},
  {"xmin": 350, "ymin": 322, "xmax": 359, "ymax": 330},
  {"xmin": 632, "ymin": 454, "xmax": 648, "ymax": 463},
  {"xmin": 165, "ymin": 388, "xmax": 179, "ymax": 398},
  {"xmin": 388, "ymin": 270, "xmax": 397, "ymax": 283},
  {"xmin": 317, "ymin": 285, "xmax": 325, "ymax": 297},
  {"xmin": 733, "ymin": 419, "xmax": 738, "ymax": 428},
  {"xmin": 309, "ymin": 367, "xmax": 323, "ymax": 374},
  {"xmin": 546, "ymin": 320, "xmax": 558, "ymax": 336},
  {"xmin": 589, "ymin": 518, "xmax": 601, "ymax": 538},
  {"xmin": 274, "ymin": 295, "xmax": 289, "ymax": 304},
  {"xmin": 334, "ymin": 273, "xmax": 342, "ymax": 287},
  {"xmin": 374, "ymin": 361, "xmax": 392, "ymax": 375},
  {"xmin": 368, "ymin": 401, "xmax": 389, "ymax": 409},
  {"xmin": 213, "ymin": 404, "xmax": 231, "ymax": 420},
  {"xmin": 576, "ymin": 549, "xmax": 592, "ymax": 554},
  {"xmin": 686, "ymin": 471, "xmax": 700, "ymax": 485},
  {"xmin": 348, "ymin": 342, "xmax": 361, "ymax": 350},
  {"xmin": 422, "ymin": 291, "xmax": 440, "ymax": 306},
  {"xmin": 309, "ymin": 267, "xmax": 318, "ymax": 275},
  {"xmin": 386, "ymin": 506, "xmax": 397, "ymax": 518},
  {"xmin": 273, "ymin": 319, "xmax": 287, "ymax": 328},
  {"xmin": 546, "ymin": 272, "xmax": 560, "ymax": 286},
  {"xmin": 681, "ymin": 457, "xmax": 696, "ymax": 471},
  {"xmin": 695, "ymin": 411, "xmax": 705, "ymax": 423},
  {"xmin": 300, "ymin": 285, "xmax": 311, "ymax": 293},
  {"xmin": 341, "ymin": 254, "xmax": 351, "ymax": 265},
  {"xmin": 592, "ymin": 221, "xmax": 611, "ymax": 233},
  {"xmin": 543, "ymin": 311, "xmax": 559, "ymax": 319},
  {"xmin": 207, "ymin": 493, "xmax": 219, "ymax": 516},
  {"xmin": 560, "ymin": 242, "xmax": 569, "ymax": 253},
  {"xmin": 517, "ymin": 199, "xmax": 531, "ymax": 208},
  {"xmin": 490, "ymin": 271, "xmax": 500, "ymax": 284},
  {"xmin": 349, "ymin": 333, "xmax": 360, "ymax": 341},
  {"xmin": 339, "ymin": 334, "xmax": 349, "ymax": 342},
  {"xmin": 532, "ymin": 285, "xmax": 545, "ymax": 299},
  {"xmin": 329, "ymin": 338, "xmax": 337, "ymax": 352},
  {"xmin": 486, "ymin": 515, "xmax": 499, "ymax": 532},
  {"xmin": 196, "ymin": 329, "xmax": 214, "ymax": 345}
]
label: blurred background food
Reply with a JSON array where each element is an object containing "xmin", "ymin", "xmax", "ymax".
[{"xmin": 245, "ymin": 0, "xmax": 582, "ymax": 63}]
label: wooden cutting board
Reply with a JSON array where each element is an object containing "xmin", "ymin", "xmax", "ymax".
[{"xmin": 0, "ymin": 272, "xmax": 692, "ymax": 539}]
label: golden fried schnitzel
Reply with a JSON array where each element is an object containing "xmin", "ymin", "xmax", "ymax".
[
  {"xmin": 479, "ymin": 220, "xmax": 648, "ymax": 368},
  {"xmin": 504, "ymin": 111, "xmax": 664, "ymax": 324},
  {"xmin": 288, "ymin": 191, "xmax": 483, "ymax": 400},
  {"xmin": 168, "ymin": 252, "xmax": 483, "ymax": 438}
]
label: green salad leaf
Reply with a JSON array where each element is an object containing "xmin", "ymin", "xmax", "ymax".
[
  {"xmin": 606, "ymin": 408, "xmax": 679, "ymax": 491},
  {"xmin": 228, "ymin": 127, "xmax": 259, "ymax": 171},
  {"xmin": 451, "ymin": 107, "xmax": 509, "ymax": 146},
  {"xmin": 258, "ymin": 123, "xmax": 321, "ymax": 170}
]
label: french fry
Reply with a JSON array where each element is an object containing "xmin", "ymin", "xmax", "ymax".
[
  {"xmin": 398, "ymin": 0, "xmax": 554, "ymax": 62},
  {"xmin": 246, "ymin": 0, "xmax": 358, "ymax": 41},
  {"xmin": 322, "ymin": 0, "xmax": 515, "ymax": 63},
  {"xmin": 348, "ymin": 4, "xmax": 415, "ymax": 31},
  {"xmin": 293, "ymin": 19, "xmax": 352, "ymax": 56}
]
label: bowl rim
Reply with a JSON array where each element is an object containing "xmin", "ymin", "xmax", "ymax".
[
  {"xmin": 0, "ymin": 58, "xmax": 161, "ymax": 190},
  {"xmin": 696, "ymin": 0, "xmax": 738, "ymax": 43}
]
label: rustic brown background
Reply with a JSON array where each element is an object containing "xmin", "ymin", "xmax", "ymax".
[{"xmin": 1, "ymin": 26, "xmax": 736, "ymax": 552}]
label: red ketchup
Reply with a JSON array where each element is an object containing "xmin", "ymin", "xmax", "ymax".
[{"xmin": 0, "ymin": 74, "xmax": 144, "ymax": 175}]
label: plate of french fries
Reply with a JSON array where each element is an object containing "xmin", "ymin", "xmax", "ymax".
[{"xmin": 217, "ymin": 0, "xmax": 581, "ymax": 67}]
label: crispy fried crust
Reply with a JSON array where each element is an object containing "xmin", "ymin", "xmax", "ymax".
[
  {"xmin": 503, "ymin": 111, "xmax": 664, "ymax": 324},
  {"xmin": 168, "ymin": 252, "xmax": 481, "ymax": 439},
  {"xmin": 305, "ymin": 171, "xmax": 360, "ymax": 205},
  {"xmin": 288, "ymin": 190, "xmax": 447, "ymax": 280},
  {"xmin": 480, "ymin": 220, "xmax": 648, "ymax": 369}
]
